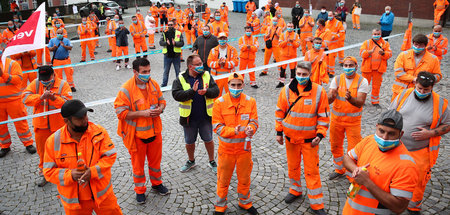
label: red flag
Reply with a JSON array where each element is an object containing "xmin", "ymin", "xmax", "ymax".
[{"xmin": 1, "ymin": 3, "xmax": 46, "ymax": 65}]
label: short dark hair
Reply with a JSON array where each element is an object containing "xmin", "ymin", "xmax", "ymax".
[
  {"xmin": 412, "ymin": 34, "xmax": 428, "ymax": 46},
  {"xmin": 187, "ymin": 54, "xmax": 201, "ymax": 66},
  {"xmin": 244, "ymin": 26, "xmax": 252, "ymax": 30},
  {"xmin": 203, "ymin": 25, "xmax": 211, "ymax": 30},
  {"xmin": 313, "ymin": 37, "xmax": 323, "ymax": 42},
  {"xmin": 132, "ymin": 58, "xmax": 150, "ymax": 72},
  {"xmin": 132, "ymin": 15, "xmax": 137, "ymax": 19},
  {"xmin": 416, "ymin": 71, "xmax": 436, "ymax": 87},
  {"xmin": 317, "ymin": 18, "xmax": 326, "ymax": 26},
  {"xmin": 321, "ymin": 6, "xmax": 326, "ymax": 9},
  {"xmin": 261, "ymin": 6, "xmax": 266, "ymax": 10}
]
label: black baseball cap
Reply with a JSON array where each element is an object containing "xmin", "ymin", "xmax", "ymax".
[
  {"xmin": 377, "ymin": 109, "xmax": 403, "ymax": 131},
  {"xmin": 61, "ymin": 100, "xmax": 93, "ymax": 118},
  {"xmin": 38, "ymin": 65, "xmax": 54, "ymax": 81}
]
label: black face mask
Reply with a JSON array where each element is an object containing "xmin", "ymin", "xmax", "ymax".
[{"xmin": 70, "ymin": 119, "xmax": 89, "ymax": 133}]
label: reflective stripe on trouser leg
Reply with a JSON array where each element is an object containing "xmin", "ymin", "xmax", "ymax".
[
  {"xmin": 285, "ymin": 138, "xmax": 303, "ymax": 196},
  {"xmin": 54, "ymin": 58, "xmax": 75, "ymax": 87},
  {"xmin": 371, "ymin": 71, "xmax": 383, "ymax": 104},
  {"xmin": 215, "ymin": 152, "xmax": 237, "ymax": 212},
  {"xmin": 35, "ymin": 129, "xmax": 53, "ymax": 169},
  {"xmin": 330, "ymin": 120, "xmax": 346, "ymax": 174},
  {"xmin": 8, "ymin": 100, "xmax": 33, "ymax": 146},
  {"xmin": 408, "ymin": 147, "xmax": 430, "ymax": 211},
  {"xmin": 263, "ymin": 47, "xmax": 273, "ymax": 73},
  {"xmin": 302, "ymin": 140, "xmax": 324, "ymax": 210},
  {"xmin": 130, "ymin": 138, "xmax": 150, "ymax": 194},
  {"xmin": 328, "ymin": 52, "xmax": 336, "ymax": 74},
  {"xmin": 236, "ymin": 152, "xmax": 253, "ymax": 209},
  {"xmin": 0, "ymin": 106, "xmax": 12, "ymax": 148},
  {"xmin": 147, "ymin": 133, "xmax": 163, "ymax": 186}
]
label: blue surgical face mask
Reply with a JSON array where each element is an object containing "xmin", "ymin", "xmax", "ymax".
[
  {"xmin": 343, "ymin": 67, "xmax": 356, "ymax": 76},
  {"xmin": 414, "ymin": 88, "xmax": 431, "ymax": 99},
  {"xmin": 374, "ymin": 133, "xmax": 400, "ymax": 152},
  {"xmin": 119, "ymin": 24, "xmax": 125, "ymax": 27},
  {"xmin": 82, "ymin": 21, "xmax": 87, "ymax": 24},
  {"xmin": 277, "ymin": 14, "xmax": 281, "ymax": 18},
  {"xmin": 339, "ymin": 3, "xmax": 344, "ymax": 6},
  {"xmin": 433, "ymin": 32, "xmax": 441, "ymax": 37},
  {"xmin": 137, "ymin": 73, "xmax": 151, "ymax": 83},
  {"xmin": 55, "ymin": 23, "xmax": 61, "ymax": 28},
  {"xmin": 189, "ymin": 14, "xmax": 192, "ymax": 17},
  {"xmin": 296, "ymin": 76, "xmax": 309, "ymax": 85},
  {"xmin": 41, "ymin": 79, "xmax": 54, "ymax": 87},
  {"xmin": 194, "ymin": 65, "xmax": 204, "ymax": 74},
  {"xmin": 412, "ymin": 45, "xmax": 425, "ymax": 54},
  {"xmin": 229, "ymin": 88, "xmax": 243, "ymax": 98},
  {"xmin": 273, "ymin": 21, "xmax": 278, "ymax": 26},
  {"xmin": 176, "ymin": 8, "xmax": 180, "ymax": 11},
  {"xmin": 14, "ymin": 19, "xmax": 19, "ymax": 22},
  {"xmin": 114, "ymin": 18, "xmax": 119, "ymax": 22},
  {"xmin": 372, "ymin": 35, "xmax": 381, "ymax": 40},
  {"xmin": 245, "ymin": 32, "xmax": 252, "ymax": 36},
  {"xmin": 296, "ymin": 4, "xmax": 300, "ymax": 7},
  {"xmin": 313, "ymin": 43, "xmax": 322, "ymax": 49},
  {"xmin": 328, "ymin": 16, "xmax": 334, "ymax": 20},
  {"xmin": 203, "ymin": 30, "xmax": 210, "ymax": 36},
  {"xmin": 218, "ymin": 40, "xmax": 227, "ymax": 46},
  {"xmin": 8, "ymin": 25, "xmax": 14, "ymax": 29},
  {"xmin": 133, "ymin": 20, "xmax": 137, "ymax": 24},
  {"xmin": 57, "ymin": 34, "xmax": 64, "ymax": 40},
  {"xmin": 215, "ymin": 16, "xmax": 221, "ymax": 21},
  {"xmin": 304, "ymin": 13, "xmax": 310, "ymax": 17},
  {"xmin": 287, "ymin": 27, "xmax": 294, "ymax": 32}
]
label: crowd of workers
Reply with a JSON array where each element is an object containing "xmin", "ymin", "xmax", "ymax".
[{"xmin": 0, "ymin": 0, "xmax": 449, "ymax": 215}]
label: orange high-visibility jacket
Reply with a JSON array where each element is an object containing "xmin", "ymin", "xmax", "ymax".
[
  {"xmin": 212, "ymin": 93, "xmax": 258, "ymax": 154},
  {"xmin": 275, "ymin": 80, "xmax": 330, "ymax": 143},
  {"xmin": 159, "ymin": 6, "xmax": 168, "ymax": 19},
  {"xmin": 207, "ymin": 44, "xmax": 239, "ymax": 75},
  {"xmin": 261, "ymin": 16, "xmax": 272, "ymax": 34},
  {"xmin": 167, "ymin": 7, "xmax": 175, "ymax": 20},
  {"xmin": 130, "ymin": 21, "xmax": 147, "ymax": 41},
  {"xmin": 279, "ymin": 31, "xmax": 301, "ymax": 57},
  {"xmin": 88, "ymin": 15, "xmax": 99, "ymax": 27},
  {"xmin": 392, "ymin": 50, "xmax": 442, "ymax": 95},
  {"xmin": 393, "ymin": 88, "xmax": 448, "ymax": 168},
  {"xmin": 360, "ymin": 38, "xmax": 392, "ymax": 73},
  {"xmin": 427, "ymin": 33, "xmax": 448, "ymax": 60},
  {"xmin": 299, "ymin": 16, "xmax": 314, "ymax": 34},
  {"xmin": 434, "ymin": 0, "xmax": 449, "ymax": 9},
  {"xmin": 203, "ymin": 7, "xmax": 211, "ymax": 20},
  {"xmin": 106, "ymin": 20, "xmax": 117, "ymax": 35},
  {"xmin": 51, "ymin": 18, "xmax": 65, "ymax": 28},
  {"xmin": 264, "ymin": 25, "xmax": 282, "ymax": 46},
  {"xmin": 331, "ymin": 74, "xmax": 364, "ymax": 124},
  {"xmin": 149, "ymin": 6, "xmax": 159, "ymax": 18},
  {"xmin": 136, "ymin": 13, "xmax": 144, "ymax": 23},
  {"xmin": 315, "ymin": 28, "xmax": 332, "ymax": 49},
  {"xmin": 304, "ymin": 49, "xmax": 329, "ymax": 84},
  {"xmin": 210, "ymin": 21, "xmax": 229, "ymax": 37},
  {"xmin": 50, "ymin": 27, "xmax": 68, "ymax": 39},
  {"xmin": 401, "ymin": 22, "xmax": 413, "ymax": 51},
  {"xmin": 22, "ymin": 77, "xmax": 72, "ymax": 131},
  {"xmin": 238, "ymin": 35, "xmax": 259, "ymax": 60},
  {"xmin": 245, "ymin": 2, "xmax": 256, "ymax": 13},
  {"xmin": 277, "ymin": 17, "xmax": 287, "ymax": 29},
  {"xmin": 249, "ymin": 16, "xmax": 260, "ymax": 33},
  {"xmin": 114, "ymin": 77, "xmax": 165, "ymax": 152},
  {"xmin": 219, "ymin": 8, "xmax": 228, "ymax": 20},
  {"xmin": 43, "ymin": 122, "xmax": 118, "ymax": 210},
  {"xmin": 192, "ymin": 20, "xmax": 205, "ymax": 36},
  {"xmin": 2, "ymin": 28, "xmax": 17, "ymax": 44},
  {"xmin": 173, "ymin": 10, "xmax": 185, "ymax": 23},
  {"xmin": 77, "ymin": 23, "xmax": 94, "ymax": 39},
  {"xmin": 325, "ymin": 19, "xmax": 345, "ymax": 48},
  {"xmin": 11, "ymin": 50, "xmax": 38, "ymax": 70},
  {"xmin": 0, "ymin": 58, "xmax": 23, "ymax": 103}
]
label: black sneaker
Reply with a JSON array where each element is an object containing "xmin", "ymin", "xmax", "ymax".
[
  {"xmin": 26, "ymin": 145, "xmax": 37, "ymax": 154},
  {"xmin": 0, "ymin": 147, "xmax": 11, "ymax": 158},
  {"xmin": 373, "ymin": 104, "xmax": 381, "ymax": 108},
  {"xmin": 276, "ymin": 82, "xmax": 284, "ymax": 88},
  {"xmin": 339, "ymin": 63, "xmax": 344, "ymax": 67},
  {"xmin": 407, "ymin": 210, "xmax": 421, "ymax": 215},
  {"xmin": 94, "ymin": 51, "xmax": 98, "ymax": 55},
  {"xmin": 80, "ymin": 60, "xmax": 86, "ymax": 63},
  {"xmin": 328, "ymin": 172, "xmax": 344, "ymax": 180},
  {"xmin": 259, "ymin": 72, "xmax": 267, "ymax": 76},
  {"xmin": 239, "ymin": 206, "xmax": 259, "ymax": 215},
  {"xmin": 152, "ymin": 184, "xmax": 170, "ymax": 195},
  {"xmin": 213, "ymin": 212, "xmax": 225, "ymax": 215},
  {"xmin": 71, "ymin": 87, "xmax": 77, "ymax": 92},
  {"xmin": 312, "ymin": 208, "xmax": 328, "ymax": 215},
  {"xmin": 251, "ymin": 85, "xmax": 259, "ymax": 89},
  {"xmin": 136, "ymin": 193, "xmax": 146, "ymax": 204},
  {"xmin": 284, "ymin": 193, "xmax": 301, "ymax": 204},
  {"xmin": 106, "ymin": 49, "xmax": 112, "ymax": 53},
  {"xmin": 181, "ymin": 59, "xmax": 185, "ymax": 62},
  {"xmin": 37, "ymin": 176, "xmax": 48, "ymax": 187},
  {"xmin": 261, "ymin": 48, "xmax": 265, "ymax": 52},
  {"xmin": 328, "ymin": 74, "xmax": 334, "ymax": 79}
]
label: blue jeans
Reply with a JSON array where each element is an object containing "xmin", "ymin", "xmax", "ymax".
[{"xmin": 162, "ymin": 55, "xmax": 181, "ymax": 87}]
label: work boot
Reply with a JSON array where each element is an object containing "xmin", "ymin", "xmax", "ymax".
[
  {"xmin": 373, "ymin": 103, "xmax": 381, "ymax": 108},
  {"xmin": 37, "ymin": 176, "xmax": 48, "ymax": 187},
  {"xmin": 208, "ymin": 160, "xmax": 217, "ymax": 173},
  {"xmin": 0, "ymin": 147, "xmax": 11, "ymax": 158},
  {"xmin": 106, "ymin": 49, "xmax": 112, "ymax": 53},
  {"xmin": 181, "ymin": 58, "xmax": 185, "ymax": 62},
  {"xmin": 239, "ymin": 206, "xmax": 259, "ymax": 215},
  {"xmin": 339, "ymin": 63, "xmax": 343, "ymax": 67},
  {"xmin": 180, "ymin": 160, "xmax": 196, "ymax": 173},
  {"xmin": 261, "ymin": 48, "xmax": 265, "ymax": 52},
  {"xmin": 71, "ymin": 87, "xmax": 77, "ymax": 92},
  {"xmin": 213, "ymin": 212, "xmax": 225, "ymax": 215},
  {"xmin": 328, "ymin": 73, "xmax": 334, "ymax": 79},
  {"xmin": 407, "ymin": 210, "xmax": 421, "ymax": 215},
  {"xmin": 126, "ymin": 64, "xmax": 132, "ymax": 69},
  {"xmin": 328, "ymin": 172, "xmax": 344, "ymax": 180},
  {"xmin": 284, "ymin": 193, "xmax": 301, "ymax": 204},
  {"xmin": 251, "ymin": 85, "xmax": 259, "ymax": 89},
  {"xmin": 152, "ymin": 184, "xmax": 170, "ymax": 195},
  {"xmin": 94, "ymin": 51, "xmax": 98, "ymax": 55},
  {"xmin": 149, "ymin": 46, "xmax": 156, "ymax": 49},
  {"xmin": 276, "ymin": 82, "xmax": 284, "ymax": 88},
  {"xmin": 136, "ymin": 193, "xmax": 146, "ymax": 204},
  {"xmin": 26, "ymin": 145, "xmax": 37, "ymax": 154},
  {"xmin": 80, "ymin": 60, "xmax": 86, "ymax": 63},
  {"xmin": 259, "ymin": 72, "xmax": 267, "ymax": 76},
  {"xmin": 312, "ymin": 208, "xmax": 328, "ymax": 215}
]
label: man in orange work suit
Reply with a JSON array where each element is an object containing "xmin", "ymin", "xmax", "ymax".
[
  {"xmin": 245, "ymin": 0, "xmax": 257, "ymax": 21},
  {"xmin": 105, "ymin": 16, "xmax": 118, "ymax": 57},
  {"xmin": 304, "ymin": 37, "xmax": 329, "ymax": 85},
  {"xmin": 238, "ymin": 26, "xmax": 259, "ymax": 88},
  {"xmin": 342, "ymin": 109, "xmax": 419, "ymax": 215},
  {"xmin": 0, "ymin": 49, "xmax": 36, "ymax": 158},
  {"xmin": 276, "ymin": 22, "xmax": 300, "ymax": 88},
  {"xmin": 11, "ymin": 50, "xmax": 38, "ymax": 91},
  {"xmin": 360, "ymin": 29, "xmax": 392, "ymax": 106},
  {"xmin": 275, "ymin": 61, "xmax": 329, "ymax": 215},
  {"xmin": 207, "ymin": 32, "xmax": 238, "ymax": 96},
  {"xmin": 212, "ymin": 73, "xmax": 259, "ymax": 215},
  {"xmin": 22, "ymin": 66, "xmax": 72, "ymax": 187},
  {"xmin": 43, "ymin": 99, "xmax": 122, "ymax": 214},
  {"xmin": 149, "ymin": 2, "xmax": 160, "ymax": 33},
  {"xmin": 114, "ymin": 58, "xmax": 169, "ymax": 204},
  {"xmin": 130, "ymin": 16, "xmax": 148, "ymax": 58},
  {"xmin": 299, "ymin": 9, "xmax": 315, "ymax": 55},
  {"xmin": 391, "ymin": 34, "xmax": 441, "ymax": 101},
  {"xmin": 426, "ymin": 25, "xmax": 448, "ymax": 61},
  {"xmin": 77, "ymin": 17, "xmax": 95, "ymax": 62},
  {"xmin": 260, "ymin": 17, "xmax": 282, "ymax": 76},
  {"xmin": 325, "ymin": 12, "xmax": 345, "ymax": 77},
  {"xmin": 209, "ymin": 11, "xmax": 229, "ymax": 37},
  {"xmin": 434, "ymin": 0, "xmax": 449, "ymax": 26}
]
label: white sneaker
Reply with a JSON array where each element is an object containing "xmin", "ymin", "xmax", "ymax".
[
  {"xmin": 116, "ymin": 65, "xmax": 120, "ymax": 71},
  {"xmin": 126, "ymin": 64, "xmax": 132, "ymax": 69}
]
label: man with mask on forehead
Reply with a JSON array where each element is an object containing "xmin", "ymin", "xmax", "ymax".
[
  {"xmin": 389, "ymin": 71, "xmax": 450, "ymax": 214},
  {"xmin": 212, "ymin": 73, "xmax": 259, "ymax": 215},
  {"xmin": 342, "ymin": 109, "xmax": 418, "ymax": 215},
  {"xmin": 22, "ymin": 65, "xmax": 72, "ymax": 187},
  {"xmin": 114, "ymin": 58, "xmax": 169, "ymax": 204}
]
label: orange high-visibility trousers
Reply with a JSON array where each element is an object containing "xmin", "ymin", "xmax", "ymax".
[
  {"xmin": 116, "ymin": 46, "xmax": 129, "ymax": 58},
  {"xmin": 285, "ymin": 138, "xmax": 324, "ymax": 210},
  {"xmin": 262, "ymin": 46, "xmax": 280, "ymax": 73},
  {"xmin": 53, "ymin": 58, "xmax": 75, "ymax": 87},
  {"xmin": 327, "ymin": 52, "xmax": 337, "ymax": 75},
  {"xmin": 352, "ymin": 14, "xmax": 360, "ymax": 29},
  {"xmin": 80, "ymin": 40, "xmax": 95, "ymax": 61},
  {"xmin": 148, "ymin": 34, "xmax": 155, "ymax": 48},
  {"xmin": 408, "ymin": 147, "xmax": 430, "ymax": 211},
  {"xmin": 154, "ymin": 17, "xmax": 160, "ymax": 32},
  {"xmin": 300, "ymin": 33, "xmax": 313, "ymax": 56},
  {"xmin": 133, "ymin": 39, "xmax": 148, "ymax": 54},
  {"xmin": 36, "ymin": 48, "xmax": 51, "ymax": 65},
  {"xmin": 129, "ymin": 134, "xmax": 163, "ymax": 194},
  {"xmin": 338, "ymin": 42, "xmax": 345, "ymax": 64},
  {"xmin": 239, "ymin": 58, "xmax": 256, "ymax": 86},
  {"xmin": 216, "ymin": 78, "xmax": 229, "ymax": 96},
  {"xmin": 0, "ymin": 99, "xmax": 33, "ymax": 149},
  {"xmin": 185, "ymin": 31, "xmax": 196, "ymax": 45},
  {"xmin": 63, "ymin": 193, "xmax": 123, "ymax": 215},
  {"xmin": 329, "ymin": 122, "xmax": 362, "ymax": 174},
  {"xmin": 35, "ymin": 128, "xmax": 53, "ymax": 169},
  {"xmin": 434, "ymin": 9, "xmax": 446, "ymax": 25},
  {"xmin": 280, "ymin": 56, "xmax": 297, "ymax": 70},
  {"xmin": 108, "ymin": 37, "xmax": 117, "ymax": 57},
  {"xmin": 362, "ymin": 71, "xmax": 383, "ymax": 105},
  {"xmin": 215, "ymin": 151, "xmax": 253, "ymax": 212},
  {"xmin": 21, "ymin": 72, "xmax": 37, "ymax": 91}
]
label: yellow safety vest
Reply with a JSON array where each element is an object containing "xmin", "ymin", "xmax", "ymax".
[
  {"xmin": 163, "ymin": 30, "xmax": 182, "ymax": 54},
  {"xmin": 178, "ymin": 71, "xmax": 214, "ymax": 117}
]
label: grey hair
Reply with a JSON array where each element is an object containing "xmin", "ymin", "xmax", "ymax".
[
  {"xmin": 297, "ymin": 61, "xmax": 312, "ymax": 72},
  {"xmin": 385, "ymin": 6, "xmax": 391, "ymax": 10}
]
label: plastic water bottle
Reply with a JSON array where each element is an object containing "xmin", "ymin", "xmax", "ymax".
[
  {"xmin": 347, "ymin": 167, "xmax": 367, "ymax": 199},
  {"xmin": 77, "ymin": 152, "xmax": 87, "ymax": 172},
  {"xmin": 244, "ymin": 137, "xmax": 251, "ymax": 151}
]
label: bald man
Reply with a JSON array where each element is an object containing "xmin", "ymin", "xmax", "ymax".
[{"xmin": 427, "ymin": 25, "xmax": 448, "ymax": 61}]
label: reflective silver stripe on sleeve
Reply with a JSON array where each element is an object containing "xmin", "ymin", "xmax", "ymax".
[
  {"xmin": 125, "ymin": 120, "xmax": 137, "ymax": 127},
  {"xmin": 54, "ymin": 130, "xmax": 61, "ymax": 151},
  {"xmin": 282, "ymin": 121, "xmax": 316, "ymax": 131},
  {"xmin": 393, "ymin": 81, "xmax": 407, "ymax": 88},
  {"xmin": 96, "ymin": 165, "xmax": 104, "ymax": 179},
  {"xmin": 101, "ymin": 148, "xmax": 117, "ymax": 157},
  {"xmin": 317, "ymin": 121, "xmax": 329, "ymax": 127},
  {"xmin": 349, "ymin": 149, "xmax": 358, "ymax": 160},
  {"xmin": 58, "ymin": 80, "xmax": 66, "ymax": 94},
  {"xmin": 59, "ymin": 169, "xmax": 66, "ymax": 186},
  {"xmin": 119, "ymin": 88, "xmax": 131, "ymax": 101},
  {"xmin": 43, "ymin": 162, "xmax": 57, "ymax": 169},
  {"xmin": 390, "ymin": 188, "xmax": 413, "ymax": 199},
  {"xmin": 357, "ymin": 189, "xmax": 376, "ymax": 199},
  {"xmin": 289, "ymin": 112, "xmax": 316, "ymax": 118}
]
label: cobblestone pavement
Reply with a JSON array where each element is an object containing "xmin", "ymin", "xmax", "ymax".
[{"xmin": 0, "ymin": 7, "xmax": 449, "ymax": 215}]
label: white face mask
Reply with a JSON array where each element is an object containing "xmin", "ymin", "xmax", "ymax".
[
  {"xmin": 321, "ymin": 9, "xmax": 326, "ymax": 13},
  {"xmin": 385, "ymin": 10, "xmax": 390, "ymax": 14}
]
